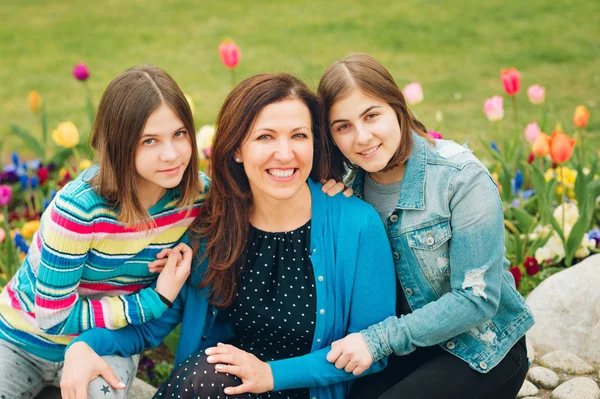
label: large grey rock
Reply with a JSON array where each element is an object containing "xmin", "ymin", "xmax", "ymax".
[
  {"xmin": 550, "ymin": 377, "xmax": 600, "ymax": 399},
  {"xmin": 528, "ymin": 366, "xmax": 560, "ymax": 389},
  {"xmin": 526, "ymin": 337, "xmax": 536, "ymax": 363},
  {"xmin": 539, "ymin": 350, "xmax": 595, "ymax": 374},
  {"xmin": 37, "ymin": 378, "xmax": 156, "ymax": 398},
  {"xmin": 526, "ymin": 254, "xmax": 600, "ymax": 364},
  {"xmin": 517, "ymin": 380, "xmax": 539, "ymax": 398}
]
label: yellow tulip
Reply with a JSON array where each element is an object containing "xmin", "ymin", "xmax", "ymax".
[
  {"xmin": 52, "ymin": 121, "xmax": 80, "ymax": 148},
  {"xmin": 20, "ymin": 220, "xmax": 40, "ymax": 239},
  {"xmin": 28, "ymin": 91, "xmax": 42, "ymax": 113},
  {"xmin": 79, "ymin": 159, "xmax": 93, "ymax": 170}
]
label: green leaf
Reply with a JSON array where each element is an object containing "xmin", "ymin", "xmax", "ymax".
[
  {"xmin": 163, "ymin": 324, "xmax": 181, "ymax": 354},
  {"xmin": 10, "ymin": 124, "xmax": 45, "ymax": 160},
  {"xmin": 511, "ymin": 207, "xmax": 536, "ymax": 233}
]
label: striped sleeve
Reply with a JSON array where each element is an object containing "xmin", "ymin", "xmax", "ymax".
[{"xmin": 34, "ymin": 191, "xmax": 167, "ymax": 335}]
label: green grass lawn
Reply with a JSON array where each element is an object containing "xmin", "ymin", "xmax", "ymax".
[{"xmin": 1, "ymin": 0, "xmax": 599, "ymax": 160}]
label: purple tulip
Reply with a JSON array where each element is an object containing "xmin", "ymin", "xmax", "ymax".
[
  {"xmin": 72, "ymin": 62, "xmax": 90, "ymax": 81},
  {"xmin": 0, "ymin": 185, "xmax": 12, "ymax": 206},
  {"xmin": 427, "ymin": 131, "xmax": 443, "ymax": 140}
]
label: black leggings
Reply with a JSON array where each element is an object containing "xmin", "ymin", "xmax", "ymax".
[
  {"xmin": 153, "ymin": 351, "xmax": 250, "ymax": 399},
  {"xmin": 349, "ymin": 337, "xmax": 528, "ymax": 399}
]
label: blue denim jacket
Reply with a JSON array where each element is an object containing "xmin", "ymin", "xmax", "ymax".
[{"xmin": 347, "ymin": 133, "xmax": 534, "ymax": 373}]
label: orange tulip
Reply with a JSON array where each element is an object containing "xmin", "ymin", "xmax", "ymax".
[
  {"xmin": 573, "ymin": 105, "xmax": 589, "ymax": 128},
  {"xmin": 28, "ymin": 91, "xmax": 42, "ymax": 113},
  {"xmin": 549, "ymin": 131, "xmax": 576, "ymax": 164},
  {"xmin": 531, "ymin": 133, "xmax": 551, "ymax": 157}
]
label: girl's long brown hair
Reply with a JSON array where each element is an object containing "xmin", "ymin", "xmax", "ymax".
[
  {"xmin": 318, "ymin": 53, "xmax": 432, "ymax": 181},
  {"xmin": 90, "ymin": 65, "xmax": 200, "ymax": 228},
  {"xmin": 194, "ymin": 73, "xmax": 330, "ymax": 309}
]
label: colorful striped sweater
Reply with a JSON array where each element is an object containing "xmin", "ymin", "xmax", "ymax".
[{"xmin": 0, "ymin": 166, "xmax": 207, "ymax": 361}]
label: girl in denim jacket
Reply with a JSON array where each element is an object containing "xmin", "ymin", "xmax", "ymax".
[{"xmin": 318, "ymin": 53, "xmax": 534, "ymax": 399}]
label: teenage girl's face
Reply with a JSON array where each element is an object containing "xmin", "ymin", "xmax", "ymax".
[
  {"xmin": 135, "ymin": 104, "xmax": 192, "ymax": 201},
  {"xmin": 328, "ymin": 89, "xmax": 401, "ymax": 173},
  {"xmin": 236, "ymin": 99, "xmax": 314, "ymax": 203}
]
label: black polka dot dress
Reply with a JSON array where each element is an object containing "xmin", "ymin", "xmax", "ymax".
[
  {"xmin": 228, "ymin": 220, "xmax": 317, "ymax": 399},
  {"xmin": 153, "ymin": 221, "xmax": 317, "ymax": 399}
]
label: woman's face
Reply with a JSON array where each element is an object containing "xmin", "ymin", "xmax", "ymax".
[
  {"xmin": 237, "ymin": 99, "xmax": 314, "ymax": 203},
  {"xmin": 328, "ymin": 89, "xmax": 401, "ymax": 173}
]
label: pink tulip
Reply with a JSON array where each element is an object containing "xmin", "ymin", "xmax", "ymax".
[
  {"xmin": 484, "ymin": 96, "xmax": 504, "ymax": 121},
  {"xmin": 501, "ymin": 68, "xmax": 520, "ymax": 96},
  {"xmin": 527, "ymin": 85, "xmax": 545, "ymax": 104},
  {"xmin": 0, "ymin": 228, "xmax": 5, "ymax": 244},
  {"xmin": 402, "ymin": 82, "xmax": 423, "ymax": 105},
  {"xmin": 218, "ymin": 40, "xmax": 240, "ymax": 69},
  {"xmin": 427, "ymin": 131, "xmax": 443, "ymax": 139},
  {"xmin": 72, "ymin": 62, "xmax": 90, "ymax": 81},
  {"xmin": 524, "ymin": 122, "xmax": 541, "ymax": 143},
  {"xmin": 0, "ymin": 185, "xmax": 12, "ymax": 206}
]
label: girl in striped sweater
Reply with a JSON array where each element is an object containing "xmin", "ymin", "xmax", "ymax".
[{"xmin": 0, "ymin": 65, "xmax": 205, "ymax": 399}]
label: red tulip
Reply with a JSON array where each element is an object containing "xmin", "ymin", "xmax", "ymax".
[
  {"xmin": 501, "ymin": 68, "xmax": 520, "ymax": 96},
  {"xmin": 36, "ymin": 166, "xmax": 49, "ymax": 185},
  {"xmin": 527, "ymin": 152, "xmax": 535, "ymax": 164},
  {"xmin": 549, "ymin": 131, "xmax": 576, "ymax": 164},
  {"xmin": 218, "ymin": 40, "xmax": 240, "ymax": 69},
  {"xmin": 524, "ymin": 257, "xmax": 539, "ymax": 276},
  {"xmin": 509, "ymin": 267, "xmax": 522, "ymax": 289}
]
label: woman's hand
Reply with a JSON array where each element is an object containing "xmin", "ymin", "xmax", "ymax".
[
  {"xmin": 60, "ymin": 342, "xmax": 125, "ymax": 399},
  {"xmin": 326, "ymin": 333, "xmax": 373, "ymax": 376},
  {"xmin": 205, "ymin": 342, "xmax": 274, "ymax": 395},
  {"xmin": 321, "ymin": 179, "xmax": 354, "ymax": 197},
  {"xmin": 155, "ymin": 243, "xmax": 193, "ymax": 302}
]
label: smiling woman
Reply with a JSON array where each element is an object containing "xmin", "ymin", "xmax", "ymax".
[{"xmin": 60, "ymin": 73, "xmax": 397, "ymax": 399}]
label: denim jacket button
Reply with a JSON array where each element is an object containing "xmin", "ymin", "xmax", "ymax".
[
  {"xmin": 389, "ymin": 214, "xmax": 399, "ymax": 223},
  {"xmin": 320, "ymin": 309, "xmax": 325, "ymax": 315},
  {"xmin": 446, "ymin": 341, "xmax": 456, "ymax": 350},
  {"xmin": 479, "ymin": 362, "xmax": 488, "ymax": 370},
  {"xmin": 393, "ymin": 252, "xmax": 400, "ymax": 260},
  {"xmin": 426, "ymin": 236, "xmax": 435, "ymax": 246},
  {"xmin": 318, "ymin": 276, "xmax": 324, "ymax": 282},
  {"xmin": 405, "ymin": 288, "xmax": 413, "ymax": 296}
]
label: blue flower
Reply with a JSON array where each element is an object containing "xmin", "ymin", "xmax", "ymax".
[
  {"xmin": 19, "ymin": 174, "xmax": 29, "ymax": 190},
  {"xmin": 27, "ymin": 159, "xmax": 42, "ymax": 170},
  {"xmin": 521, "ymin": 189, "xmax": 536, "ymax": 200},
  {"xmin": 512, "ymin": 170, "xmax": 523, "ymax": 194},
  {"xmin": 30, "ymin": 176, "xmax": 39, "ymax": 190},
  {"xmin": 13, "ymin": 232, "xmax": 29, "ymax": 253},
  {"xmin": 490, "ymin": 141, "xmax": 501, "ymax": 154},
  {"xmin": 511, "ymin": 199, "xmax": 521, "ymax": 208},
  {"xmin": 11, "ymin": 152, "xmax": 19, "ymax": 167},
  {"xmin": 43, "ymin": 199, "xmax": 50, "ymax": 210},
  {"xmin": 589, "ymin": 228, "xmax": 600, "ymax": 248}
]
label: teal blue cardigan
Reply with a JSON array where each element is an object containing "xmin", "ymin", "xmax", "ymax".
[{"xmin": 69, "ymin": 179, "xmax": 396, "ymax": 399}]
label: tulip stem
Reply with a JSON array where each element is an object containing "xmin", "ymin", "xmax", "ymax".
[
  {"xmin": 231, "ymin": 69, "xmax": 237, "ymax": 87},
  {"xmin": 511, "ymin": 96, "xmax": 518, "ymax": 127},
  {"xmin": 560, "ymin": 166, "xmax": 565, "ymax": 230}
]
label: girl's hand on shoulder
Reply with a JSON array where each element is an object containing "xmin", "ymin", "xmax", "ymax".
[
  {"xmin": 326, "ymin": 332, "xmax": 373, "ymax": 376},
  {"xmin": 205, "ymin": 342, "xmax": 274, "ymax": 395},
  {"xmin": 155, "ymin": 243, "xmax": 193, "ymax": 302},
  {"xmin": 321, "ymin": 179, "xmax": 353, "ymax": 198},
  {"xmin": 61, "ymin": 342, "xmax": 125, "ymax": 399}
]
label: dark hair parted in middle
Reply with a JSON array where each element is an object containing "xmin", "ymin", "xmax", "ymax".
[
  {"xmin": 194, "ymin": 73, "xmax": 331, "ymax": 309},
  {"xmin": 318, "ymin": 53, "xmax": 432, "ymax": 181}
]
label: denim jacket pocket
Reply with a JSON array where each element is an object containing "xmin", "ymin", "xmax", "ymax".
[{"xmin": 406, "ymin": 220, "xmax": 452, "ymax": 280}]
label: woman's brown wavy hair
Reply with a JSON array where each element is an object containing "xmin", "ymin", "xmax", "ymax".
[
  {"xmin": 193, "ymin": 73, "xmax": 330, "ymax": 309},
  {"xmin": 318, "ymin": 53, "xmax": 432, "ymax": 181}
]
